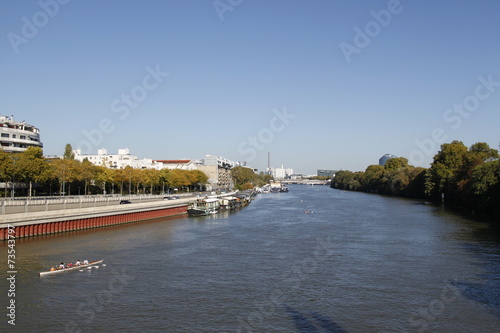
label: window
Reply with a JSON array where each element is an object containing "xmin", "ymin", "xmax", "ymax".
[
  {"xmin": 1, "ymin": 133, "xmax": 9, "ymax": 138},
  {"xmin": 20, "ymin": 135, "xmax": 26, "ymax": 139},
  {"xmin": 12, "ymin": 135, "xmax": 16, "ymax": 138}
]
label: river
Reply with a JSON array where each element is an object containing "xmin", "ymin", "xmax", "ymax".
[{"xmin": 1, "ymin": 185, "xmax": 500, "ymax": 332}]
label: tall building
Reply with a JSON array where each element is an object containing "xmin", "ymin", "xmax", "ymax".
[
  {"xmin": 317, "ymin": 170, "xmax": 337, "ymax": 178},
  {"xmin": 0, "ymin": 115, "xmax": 43, "ymax": 153},
  {"xmin": 379, "ymin": 154, "xmax": 398, "ymax": 166},
  {"xmin": 196, "ymin": 155, "xmax": 239, "ymax": 190}
]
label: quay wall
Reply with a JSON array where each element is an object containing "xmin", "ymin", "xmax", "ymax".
[{"xmin": 0, "ymin": 200, "xmax": 188, "ymax": 240}]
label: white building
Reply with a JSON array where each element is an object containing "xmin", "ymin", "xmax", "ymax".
[
  {"xmin": 73, "ymin": 148, "xmax": 160, "ymax": 169},
  {"xmin": 153, "ymin": 159, "xmax": 198, "ymax": 170},
  {"xmin": 73, "ymin": 148, "xmax": 204, "ymax": 171},
  {"xmin": 267, "ymin": 165, "xmax": 294, "ymax": 179},
  {"xmin": 0, "ymin": 115, "xmax": 43, "ymax": 153}
]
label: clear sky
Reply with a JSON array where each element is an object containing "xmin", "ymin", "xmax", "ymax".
[{"xmin": 1, "ymin": 0, "xmax": 499, "ymax": 174}]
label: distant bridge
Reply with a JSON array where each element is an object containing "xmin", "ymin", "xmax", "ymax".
[{"xmin": 280, "ymin": 180, "xmax": 330, "ymax": 186}]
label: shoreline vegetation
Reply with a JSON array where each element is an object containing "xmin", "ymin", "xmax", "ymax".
[{"xmin": 330, "ymin": 141, "xmax": 500, "ymax": 218}]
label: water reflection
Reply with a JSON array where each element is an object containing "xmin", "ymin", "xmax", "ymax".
[
  {"xmin": 453, "ymin": 242, "xmax": 500, "ymax": 319},
  {"xmin": 284, "ymin": 305, "xmax": 347, "ymax": 333}
]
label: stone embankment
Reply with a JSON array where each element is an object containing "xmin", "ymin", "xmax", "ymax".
[{"xmin": 0, "ymin": 197, "xmax": 193, "ymax": 240}]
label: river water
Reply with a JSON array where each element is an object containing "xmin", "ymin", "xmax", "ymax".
[{"xmin": 2, "ymin": 185, "xmax": 500, "ymax": 332}]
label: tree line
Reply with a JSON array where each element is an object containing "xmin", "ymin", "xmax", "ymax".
[
  {"xmin": 0, "ymin": 146, "xmax": 208, "ymax": 196},
  {"xmin": 330, "ymin": 141, "xmax": 500, "ymax": 215},
  {"xmin": 231, "ymin": 166, "xmax": 273, "ymax": 190}
]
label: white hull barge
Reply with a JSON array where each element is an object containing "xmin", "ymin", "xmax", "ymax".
[
  {"xmin": 39, "ymin": 260, "xmax": 104, "ymax": 277},
  {"xmin": 187, "ymin": 198, "xmax": 220, "ymax": 216}
]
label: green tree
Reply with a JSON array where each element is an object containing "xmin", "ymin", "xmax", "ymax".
[
  {"xmin": 231, "ymin": 166, "xmax": 257, "ymax": 189},
  {"xmin": 471, "ymin": 160, "xmax": 500, "ymax": 212},
  {"xmin": 384, "ymin": 157, "xmax": 409, "ymax": 170},
  {"xmin": 80, "ymin": 159, "xmax": 98, "ymax": 195},
  {"xmin": 142, "ymin": 168, "xmax": 160, "ymax": 193},
  {"xmin": 121, "ymin": 166, "xmax": 138, "ymax": 194},
  {"xmin": 50, "ymin": 158, "xmax": 81, "ymax": 195},
  {"xmin": 469, "ymin": 142, "xmax": 499, "ymax": 161},
  {"xmin": 63, "ymin": 143, "xmax": 75, "ymax": 160},
  {"xmin": 425, "ymin": 140, "xmax": 468, "ymax": 201},
  {"xmin": 170, "ymin": 169, "xmax": 190, "ymax": 190},
  {"xmin": 16, "ymin": 147, "xmax": 49, "ymax": 197},
  {"xmin": 158, "ymin": 169, "xmax": 172, "ymax": 193},
  {"xmin": 189, "ymin": 170, "xmax": 208, "ymax": 191},
  {"xmin": 405, "ymin": 167, "xmax": 427, "ymax": 198},
  {"xmin": 362, "ymin": 164, "xmax": 384, "ymax": 192},
  {"xmin": 330, "ymin": 170, "xmax": 362, "ymax": 191},
  {"xmin": 0, "ymin": 149, "xmax": 15, "ymax": 197},
  {"xmin": 256, "ymin": 172, "xmax": 273, "ymax": 187},
  {"xmin": 95, "ymin": 166, "xmax": 117, "ymax": 194}
]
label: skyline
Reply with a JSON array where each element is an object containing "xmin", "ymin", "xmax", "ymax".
[{"xmin": 2, "ymin": 1, "xmax": 500, "ymax": 174}]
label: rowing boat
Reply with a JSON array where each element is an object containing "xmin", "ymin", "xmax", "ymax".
[{"xmin": 39, "ymin": 260, "xmax": 104, "ymax": 277}]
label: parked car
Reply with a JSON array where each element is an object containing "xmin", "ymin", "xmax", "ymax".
[{"xmin": 120, "ymin": 200, "xmax": 132, "ymax": 204}]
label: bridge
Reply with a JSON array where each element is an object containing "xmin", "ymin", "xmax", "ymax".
[{"xmin": 280, "ymin": 180, "xmax": 330, "ymax": 186}]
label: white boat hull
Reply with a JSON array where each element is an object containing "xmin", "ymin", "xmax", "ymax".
[{"xmin": 39, "ymin": 260, "xmax": 104, "ymax": 277}]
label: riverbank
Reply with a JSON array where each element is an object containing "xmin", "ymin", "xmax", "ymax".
[
  {"xmin": 0, "ymin": 192, "xmax": 243, "ymax": 240},
  {"xmin": 330, "ymin": 141, "xmax": 500, "ymax": 218},
  {"xmin": 0, "ymin": 200, "xmax": 188, "ymax": 240}
]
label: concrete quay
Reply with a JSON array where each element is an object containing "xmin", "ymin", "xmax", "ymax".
[{"xmin": 0, "ymin": 198, "xmax": 191, "ymax": 241}]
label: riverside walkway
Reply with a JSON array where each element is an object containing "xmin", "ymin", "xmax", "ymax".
[
  {"xmin": 0, "ymin": 192, "xmax": 237, "ymax": 240},
  {"xmin": 0, "ymin": 193, "xmax": 194, "ymax": 215}
]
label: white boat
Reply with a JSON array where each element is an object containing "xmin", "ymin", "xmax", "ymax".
[
  {"xmin": 39, "ymin": 260, "xmax": 104, "ymax": 277},
  {"xmin": 187, "ymin": 198, "xmax": 220, "ymax": 216}
]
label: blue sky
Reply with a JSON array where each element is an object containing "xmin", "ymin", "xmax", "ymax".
[{"xmin": 1, "ymin": 0, "xmax": 499, "ymax": 174}]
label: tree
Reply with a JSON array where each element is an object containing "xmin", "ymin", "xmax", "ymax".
[
  {"xmin": 0, "ymin": 149, "xmax": 15, "ymax": 197},
  {"xmin": 362, "ymin": 165, "xmax": 384, "ymax": 192},
  {"xmin": 241, "ymin": 182, "xmax": 254, "ymax": 190},
  {"xmin": 471, "ymin": 160, "xmax": 500, "ymax": 212},
  {"xmin": 256, "ymin": 172, "xmax": 272, "ymax": 187},
  {"xmin": 95, "ymin": 166, "xmax": 117, "ymax": 194},
  {"xmin": 384, "ymin": 157, "xmax": 409, "ymax": 170},
  {"xmin": 330, "ymin": 170, "xmax": 362, "ymax": 191},
  {"xmin": 469, "ymin": 142, "xmax": 499, "ymax": 161},
  {"xmin": 50, "ymin": 158, "xmax": 81, "ymax": 195},
  {"xmin": 189, "ymin": 170, "xmax": 208, "ymax": 191},
  {"xmin": 425, "ymin": 140, "xmax": 468, "ymax": 201},
  {"xmin": 80, "ymin": 159, "xmax": 98, "ymax": 195},
  {"xmin": 142, "ymin": 168, "xmax": 160, "ymax": 193},
  {"xmin": 63, "ymin": 143, "xmax": 75, "ymax": 160},
  {"xmin": 158, "ymin": 169, "xmax": 172, "ymax": 193},
  {"xmin": 405, "ymin": 167, "xmax": 427, "ymax": 198},
  {"xmin": 170, "ymin": 169, "xmax": 190, "ymax": 190},
  {"xmin": 16, "ymin": 147, "xmax": 49, "ymax": 197},
  {"xmin": 122, "ymin": 166, "xmax": 136, "ymax": 194},
  {"xmin": 231, "ymin": 166, "xmax": 257, "ymax": 189}
]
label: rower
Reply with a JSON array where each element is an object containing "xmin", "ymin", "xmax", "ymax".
[
  {"xmin": 50, "ymin": 266, "xmax": 56, "ymax": 271},
  {"xmin": 58, "ymin": 262, "xmax": 65, "ymax": 270},
  {"xmin": 83, "ymin": 259, "xmax": 89, "ymax": 265},
  {"xmin": 75, "ymin": 260, "xmax": 81, "ymax": 266}
]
